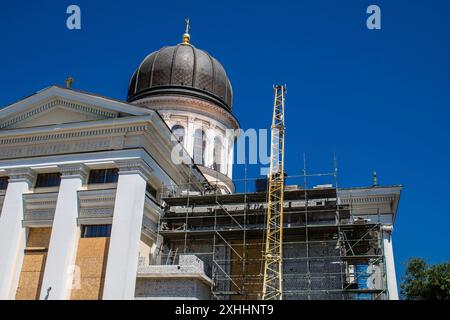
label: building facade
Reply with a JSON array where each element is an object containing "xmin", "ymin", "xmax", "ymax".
[{"xmin": 0, "ymin": 29, "xmax": 402, "ymax": 300}]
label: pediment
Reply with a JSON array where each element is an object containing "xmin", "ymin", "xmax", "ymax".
[
  {"xmin": 0, "ymin": 86, "xmax": 151, "ymax": 130},
  {"xmin": 7, "ymin": 103, "xmax": 116, "ymax": 129},
  {"xmin": 0, "ymin": 98, "xmax": 119, "ymax": 129}
]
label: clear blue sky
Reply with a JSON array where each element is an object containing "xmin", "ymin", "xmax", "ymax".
[{"xmin": 1, "ymin": 0, "xmax": 450, "ymax": 283}]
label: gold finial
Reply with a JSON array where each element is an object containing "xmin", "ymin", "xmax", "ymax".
[
  {"xmin": 182, "ymin": 17, "xmax": 190, "ymax": 44},
  {"xmin": 65, "ymin": 76, "xmax": 74, "ymax": 88}
]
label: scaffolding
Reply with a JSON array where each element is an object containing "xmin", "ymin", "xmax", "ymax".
[{"xmin": 156, "ymin": 161, "xmax": 390, "ymax": 300}]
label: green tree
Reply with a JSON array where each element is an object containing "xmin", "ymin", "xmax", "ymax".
[{"xmin": 401, "ymin": 257, "xmax": 450, "ymax": 300}]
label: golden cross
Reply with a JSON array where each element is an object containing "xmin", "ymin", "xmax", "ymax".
[
  {"xmin": 185, "ymin": 17, "xmax": 190, "ymax": 34},
  {"xmin": 65, "ymin": 76, "xmax": 74, "ymax": 88}
]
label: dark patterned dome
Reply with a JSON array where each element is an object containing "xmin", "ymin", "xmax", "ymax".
[{"xmin": 127, "ymin": 43, "xmax": 233, "ymax": 112}]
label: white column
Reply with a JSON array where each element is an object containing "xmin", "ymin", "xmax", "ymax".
[
  {"xmin": 39, "ymin": 164, "xmax": 88, "ymax": 300},
  {"xmin": 221, "ymin": 133, "xmax": 228, "ymax": 175},
  {"xmin": 226, "ymin": 130, "xmax": 234, "ymax": 178},
  {"xmin": 382, "ymin": 225, "xmax": 399, "ymax": 300},
  {"xmin": 186, "ymin": 117, "xmax": 195, "ymax": 157},
  {"xmin": 0, "ymin": 168, "xmax": 34, "ymax": 299},
  {"xmin": 103, "ymin": 160, "xmax": 151, "ymax": 300},
  {"xmin": 204, "ymin": 124, "xmax": 213, "ymax": 168}
]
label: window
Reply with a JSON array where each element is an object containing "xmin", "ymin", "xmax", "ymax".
[
  {"xmin": 193, "ymin": 129, "xmax": 206, "ymax": 165},
  {"xmin": 171, "ymin": 125, "xmax": 185, "ymax": 144},
  {"xmin": 213, "ymin": 136, "xmax": 222, "ymax": 172},
  {"xmin": 81, "ymin": 224, "xmax": 112, "ymax": 238},
  {"xmin": 35, "ymin": 173, "xmax": 61, "ymax": 188},
  {"xmin": 0, "ymin": 177, "xmax": 8, "ymax": 190},
  {"xmin": 88, "ymin": 169, "xmax": 119, "ymax": 184}
]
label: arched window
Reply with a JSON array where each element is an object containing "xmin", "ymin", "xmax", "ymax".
[
  {"xmin": 193, "ymin": 129, "xmax": 206, "ymax": 165},
  {"xmin": 213, "ymin": 136, "xmax": 222, "ymax": 172},
  {"xmin": 171, "ymin": 125, "xmax": 185, "ymax": 144}
]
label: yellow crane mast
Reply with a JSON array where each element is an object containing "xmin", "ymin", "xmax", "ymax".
[{"xmin": 262, "ymin": 85, "xmax": 286, "ymax": 300}]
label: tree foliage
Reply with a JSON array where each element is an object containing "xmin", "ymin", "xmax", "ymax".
[{"xmin": 401, "ymin": 257, "xmax": 450, "ymax": 300}]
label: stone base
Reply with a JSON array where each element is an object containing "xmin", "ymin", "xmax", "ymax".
[{"xmin": 135, "ymin": 255, "xmax": 212, "ymax": 300}]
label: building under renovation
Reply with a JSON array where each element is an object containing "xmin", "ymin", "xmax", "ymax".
[
  {"xmin": 0, "ymin": 24, "xmax": 401, "ymax": 300},
  {"xmin": 150, "ymin": 180, "xmax": 401, "ymax": 300}
]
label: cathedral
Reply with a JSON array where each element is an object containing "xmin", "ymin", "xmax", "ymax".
[{"xmin": 0, "ymin": 25, "xmax": 402, "ymax": 300}]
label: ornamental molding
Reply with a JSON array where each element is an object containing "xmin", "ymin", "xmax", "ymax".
[
  {"xmin": 134, "ymin": 96, "xmax": 239, "ymax": 129},
  {"xmin": 78, "ymin": 188, "xmax": 116, "ymax": 220},
  {"xmin": 0, "ymin": 124, "xmax": 148, "ymax": 146},
  {"xmin": 80, "ymin": 207, "xmax": 114, "ymax": 217},
  {"xmin": 78, "ymin": 188, "xmax": 116, "ymax": 204},
  {"xmin": 59, "ymin": 163, "xmax": 89, "ymax": 182},
  {"xmin": 22, "ymin": 192, "xmax": 58, "ymax": 226},
  {"xmin": 0, "ymin": 137, "xmax": 124, "ymax": 160},
  {"xmin": 6, "ymin": 168, "xmax": 36, "ymax": 185},
  {"xmin": 161, "ymin": 110, "xmax": 229, "ymax": 134},
  {"xmin": 0, "ymin": 97, "xmax": 119, "ymax": 129},
  {"xmin": 116, "ymin": 159, "xmax": 154, "ymax": 181},
  {"xmin": 198, "ymin": 122, "xmax": 210, "ymax": 130},
  {"xmin": 161, "ymin": 113, "xmax": 171, "ymax": 121},
  {"xmin": 339, "ymin": 195, "xmax": 395, "ymax": 205},
  {"xmin": 0, "ymin": 123, "xmax": 151, "ymax": 160}
]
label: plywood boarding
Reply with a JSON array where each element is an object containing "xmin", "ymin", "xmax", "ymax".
[
  {"xmin": 15, "ymin": 228, "xmax": 52, "ymax": 300},
  {"xmin": 70, "ymin": 237, "xmax": 110, "ymax": 300}
]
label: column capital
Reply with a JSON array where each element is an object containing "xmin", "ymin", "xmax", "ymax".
[
  {"xmin": 6, "ymin": 168, "xmax": 35, "ymax": 186},
  {"xmin": 58, "ymin": 164, "xmax": 89, "ymax": 183},
  {"xmin": 162, "ymin": 113, "xmax": 171, "ymax": 121},
  {"xmin": 115, "ymin": 159, "xmax": 153, "ymax": 182}
]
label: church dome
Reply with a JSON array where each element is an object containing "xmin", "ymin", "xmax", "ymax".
[{"xmin": 127, "ymin": 43, "xmax": 233, "ymax": 112}]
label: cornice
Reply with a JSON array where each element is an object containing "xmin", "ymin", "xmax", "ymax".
[
  {"xmin": 0, "ymin": 113, "xmax": 205, "ymax": 192},
  {"xmin": 133, "ymin": 96, "xmax": 239, "ymax": 130},
  {"xmin": 77, "ymin": 188, "xmax": 116, "ymax": 223},
  {"xmin": 0, "ymin": 97, "xmax": 118, "ymax": 129},
  {"xmin": 144, "ymin": 196, "xmax": 162, "ymax": 222},
  {"xmin": 197, "ymin": 165, "xmax": 235, "ymax": 193},
  {"xmin": 0, "ymin": 123, "xmax": 149, "ymax": 146},
  {"xmin": 339, "ymin": 195, "xmax": 396, "ymax": 205},
  {"xmin": 22, "ymin": 192, "xmax": 58, "ymax": 227}
]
